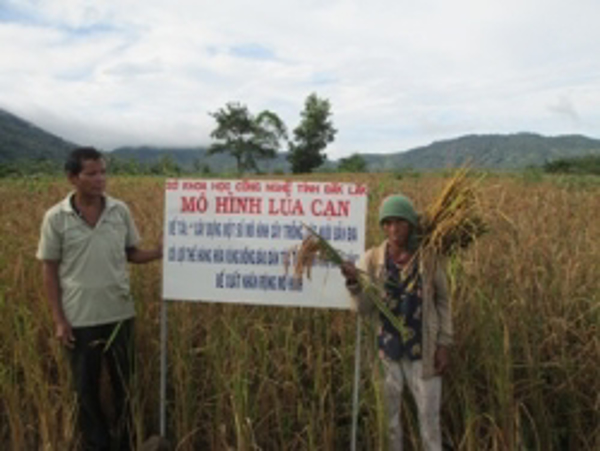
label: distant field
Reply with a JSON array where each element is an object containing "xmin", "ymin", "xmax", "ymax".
[{"xmin": 1, "ymin": 173, "xmax": 598, "ymax": 450}]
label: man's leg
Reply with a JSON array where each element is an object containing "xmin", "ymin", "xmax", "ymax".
[
  {"xmin": 381, "ymin": 358, "xmax": 405, "ymax": 451},
  {"xmin": 104, "ymin": 319, "xmax": 135, "ymax": 451},
  {"xmin": 402, "ymin": 360, "xmax": 442, "ymax": 451},
  {"xmin": 69, "ymin": 326, "xmax": 111, "ymax": 451}
]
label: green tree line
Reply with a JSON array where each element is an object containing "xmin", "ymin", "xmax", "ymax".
[
  {"xmin": 543, "ymin": 155, "xmax": 600, "ymax": 175},
  {"xmin": 0, "ymin": 155, "xmax": 208, "ymax": 178}
]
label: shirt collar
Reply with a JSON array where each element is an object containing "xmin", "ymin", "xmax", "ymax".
[{"xmin": 59, "ymin": 192, "xmax": 115, "ymax": 213}]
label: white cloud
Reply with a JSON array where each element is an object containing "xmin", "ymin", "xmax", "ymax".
[{"xmin": 1, "ymin": 0, "xmax": 599, "ymax": 157}]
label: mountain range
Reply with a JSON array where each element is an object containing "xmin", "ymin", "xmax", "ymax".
[
  {"xmin": 0, "ymin": 109, "xmax": 76, "ymax": 163},
  {"xmin": 2, "ymin": 108, "xmax": 600, "ymax": 172}
]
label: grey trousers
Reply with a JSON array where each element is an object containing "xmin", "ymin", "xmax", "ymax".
[{"xmin": 381, "ymin": 358, "xmax": 442, "ymax": 451}]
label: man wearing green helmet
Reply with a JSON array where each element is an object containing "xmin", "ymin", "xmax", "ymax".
[{"xmin": 341, "ymin": 194, "xmax": 452, "ymax": 451}]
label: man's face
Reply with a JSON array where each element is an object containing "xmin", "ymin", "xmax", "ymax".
[
  {"xmin": 69, "ymin": 158, "xmax": 107, "ymax": 197},
  {"xmin": 382, "ymin": 217, "xmax": 411, "ymax": 248}
]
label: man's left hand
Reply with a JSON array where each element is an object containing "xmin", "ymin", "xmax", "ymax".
[{"xmin": 434, "ymin": 345, "xmax": 450, "ymax": 375}]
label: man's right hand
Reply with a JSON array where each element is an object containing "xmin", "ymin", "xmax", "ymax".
[{"xmin": 56, "ymin": 318, "xmax": 75, "ymax": 348}]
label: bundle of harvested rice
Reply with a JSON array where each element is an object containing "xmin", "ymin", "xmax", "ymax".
[
  {"xmin": 417, "ymin": 166, "xmax": 488, "ymax": 258},
  {"xmin": 286, "ymin": 167, "xmax": 487, "ymax": 336},
  {"xmin": 286, "ymin": 227, "xmax": 410, "ymax": 339},
  {"xmin": 287, "ymin": 229, "xmax": 345, "ymax": 281}
]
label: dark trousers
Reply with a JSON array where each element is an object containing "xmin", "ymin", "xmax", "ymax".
[{"xmin": 68, "ymin": 319, "xmax": 135, "ymax": 451}]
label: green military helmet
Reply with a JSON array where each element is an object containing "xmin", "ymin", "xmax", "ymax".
[
  {"xmin": 378, "ymin": 194, "xmax": 419, "ymax": 227},
  {"xmin": 378, "ymin": 194, "xmax": 420, "ymax": 250}
]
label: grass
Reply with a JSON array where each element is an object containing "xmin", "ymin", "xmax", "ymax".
[{"xmin": 0, "ymin": 173, "xmax": 598, "ymax": 450}]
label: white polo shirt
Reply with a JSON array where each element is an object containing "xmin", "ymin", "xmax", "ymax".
[{"xmin": 36, "ymin": 193, "xmax": 141, "ymax": 327}]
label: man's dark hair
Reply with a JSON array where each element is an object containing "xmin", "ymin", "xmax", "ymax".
[{"xmin": 65, "ymin": 147, "xmax": 104, "ymax": 176}]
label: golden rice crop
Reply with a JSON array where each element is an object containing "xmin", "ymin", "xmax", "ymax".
[{"xmin": 1, "ymin": 172, "xmax": 598, "ymax": 450}]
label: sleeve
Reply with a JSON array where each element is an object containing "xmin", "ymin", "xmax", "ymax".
[
  {"xmin": 36, "ymin": 211, "xmax": 62, "ymax": 261},
  {"xmin": 434, "ymin": 259, "xmax": 453, "ymax": 346},
  {"xmin": 346, "ymin": 249, "xmax": 377, "ymax": 316},
  {"xmin": 122, "ymin": 204, "xmax": 141, "ymax": 249}
]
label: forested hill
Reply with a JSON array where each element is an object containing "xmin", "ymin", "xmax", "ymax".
[
  {"xmin": 363, "ymin": 133, "xmax": 600, "ymax": 170},
  {"xmin": 0, "ymin": 108, "xmax": 77, "ymax": 163},
  {"xmin": 3, "ymin": 108, "xmax": 600, "ymax": 171}
]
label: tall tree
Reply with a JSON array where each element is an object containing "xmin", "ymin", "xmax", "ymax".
[
  {"xmin": 288, "ymin": 93, "xmax": 337, "ymax": 174},
  {"xmin": 208, "ymin": 102, "xmax": 287, "ymax": 174}
]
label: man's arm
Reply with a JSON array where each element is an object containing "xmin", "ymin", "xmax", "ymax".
[
  {"xmin": 121, "ymin": 202, "xmax": 162, "ymax": 264},
  {"xmin": 42, "ymin": 260, "xmax": 74, "ymax": 348},
  {"xmin": 126, "ymin": 245, "xmax": 163, "ymax": 264}
]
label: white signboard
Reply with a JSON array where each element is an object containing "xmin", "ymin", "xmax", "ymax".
[{"xmin": 162, "ymin": 179, "xmax": 368, "ymax": 309}]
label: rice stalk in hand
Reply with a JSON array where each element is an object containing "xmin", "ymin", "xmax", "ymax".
[
  {"xmin": 286, "ymin": 224, "xmax": 409, "ymax": 340},
  {"xmin": 293, "ymin": 228, "xmax": 343, "ymax": 277}
]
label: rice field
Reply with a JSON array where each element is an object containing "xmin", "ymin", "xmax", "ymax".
[{"xmin": 0, "ymin": 172, "xmax": 598, "ymax": 450}]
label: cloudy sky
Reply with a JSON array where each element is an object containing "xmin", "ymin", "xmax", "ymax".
[{"xmin": 1, "ymin": 0, "xmax": 599, "ymax": 158}]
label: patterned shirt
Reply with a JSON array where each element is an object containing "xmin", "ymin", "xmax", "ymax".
[{"xmin": 378, "ymin": 248, "xmax": 423, "ymax": 361}]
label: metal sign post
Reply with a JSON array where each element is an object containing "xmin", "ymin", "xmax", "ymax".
[
  {"xmin": 159, "ymin": 299, "xmax": 168, "ymax": 437},
  {"xmin": 351, "ymin": 316, "xmax": 362, "ymax": 451}
]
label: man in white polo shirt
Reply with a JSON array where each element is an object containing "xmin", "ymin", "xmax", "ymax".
[{"xmin": 37, "ymin": 147, "xmax": 162, "ymax": 451}]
